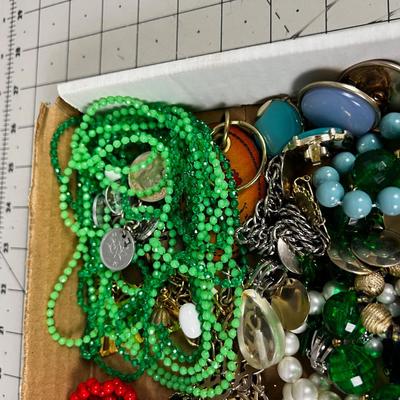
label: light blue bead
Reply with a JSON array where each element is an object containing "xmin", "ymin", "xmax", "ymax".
[
  {"xmin": 332, "ymin": 152, "xmax": 356, "ymax": 175},
  {"xmin": 356, "ymin": 133, "xmax": 383, "ymax": 153},
  {"xmin": 316, "ymin": 181, "xmax": 345, "ymax": 208},
  {"xmin": 312, "ymin": 166, "xmax": 340, "ymax": 188},
  {"xmin": 342, "ymin": 190, "xmax": 372, "ymax": 219},
  {"xmin": 377, "ymin": 186, "xmax": 400, "ymax": 216},
  {"xmin": 379, "ymin": 112, "xmax": 400, "ymax": 140}
]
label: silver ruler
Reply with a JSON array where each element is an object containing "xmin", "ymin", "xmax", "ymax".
[{"xmin": 0, "ymin": 0, "xmax": 33, "ymax": 398}]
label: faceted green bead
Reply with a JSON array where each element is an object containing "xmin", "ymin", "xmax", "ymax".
[
  {"xmin": 372, "ymin": 384, "xmax": 400, "ymax": 400},
  {"xmin": 352, "ymin": 149, "xmax": 396, "ymax": 198},
  {"xmin": 327, "ymin": 344, "xmax": 376, "ymax": 395},
  {"xmin": 322, "ymin": 291, "xmax": 364, "ymax": 339},
  {"xmin": 386, "ymin": 158, "xmax": 400, "ymax": 188}
]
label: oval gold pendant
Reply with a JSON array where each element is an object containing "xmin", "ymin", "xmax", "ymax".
[{"xmin": 271, "ymin": 278, "xmax": 310, "ymax": 331}]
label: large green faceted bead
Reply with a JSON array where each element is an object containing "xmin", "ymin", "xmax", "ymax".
[
  {"xmin": 352, "ymin": 149, "xmax": 396, "ymax": 198},
  {"xmin": 322, "ymin": 291, "xmax": 364, "ymax": 339},
  {"xmin": 372, "ymin": 384, "xmax": 400, "ymax": 400},
  {"xmin": 327, "ymin": 344, "xmax": 376, "ymax": 395},
  {"xmin": 386, "ymin": 158, "xmax": 400, "ymax": 188}
]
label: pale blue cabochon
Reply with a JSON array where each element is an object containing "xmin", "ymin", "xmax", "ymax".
[{"xmin": 301, "ymin": 86, "xmax": 378, "ymax": 137}]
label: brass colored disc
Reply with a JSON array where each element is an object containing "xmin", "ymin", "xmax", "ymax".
[
  {"xmin": 271, "ymin": 278, "xmax": 310, "ymax": 331},
  {"xmin": 352, "ymin": 230, "xmax": 400, "ymax": 268},
  {"xmin": 328, "ymin": 240, "xmax": 374, "ymax": 275}
]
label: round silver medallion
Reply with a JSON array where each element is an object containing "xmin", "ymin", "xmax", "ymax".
[
  {"xmin": 100, "ymin": 228, "xmax": 135, "ymax": 271},
  {"xmin": 104, "ymin": 186, "xmax": 123, "ymax": 216}
]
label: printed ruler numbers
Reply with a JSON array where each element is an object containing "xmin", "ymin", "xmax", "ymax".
[{"xmin": 0, "ymin": 0, "xmax": 35, "ymax": 398}]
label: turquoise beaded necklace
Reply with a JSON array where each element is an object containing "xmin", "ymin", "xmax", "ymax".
[{"xmin": 47, "ymin": 96, "xmax": 246, "ymax": 398}]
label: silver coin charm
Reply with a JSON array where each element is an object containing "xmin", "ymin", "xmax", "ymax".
[
  {"xmin": 92, "ymin": 193, "xmax": 106, "ymax": 227},
  {"xmin": 327, "ymin": 239, "xmax": 373, "ymax": 275},
  {"xmin": 135, "ymin": 219, "xmax": 159, "ymax": 242},
  {"xmin": 100, "ymin": 228, "xmax": 135, "ymax": 271},
  {"xmin": 352, "ymin": 230, "xmax": 400, "ymax": 267},
  {"xmin": 104, "ymin": 186, "xmax": 123, "ymax": 216}
]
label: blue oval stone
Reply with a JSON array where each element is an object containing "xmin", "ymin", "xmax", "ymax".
[{"xmin": 301, "ymin": 85, "xmax": 379, "ymax": 137}]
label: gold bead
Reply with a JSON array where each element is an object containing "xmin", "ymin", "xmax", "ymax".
[
  {"xmin": 388, "ymin": 264, "xmax": 400, "ymax": 277},
  {"xmin": 354, "ymin": 272, "xmax": 385, "ymax": 297},
  {"xmin": 361, "ymin": 303, "xmax": 392, "ymax": 334},
  {"xmin": 332, "ymin": 338, "xmax": 342, "ymax": 347}
]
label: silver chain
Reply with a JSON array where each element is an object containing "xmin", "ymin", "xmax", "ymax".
[{"xmin": 235, "ymin": 155, "xmax": 329, "ymax": 258}]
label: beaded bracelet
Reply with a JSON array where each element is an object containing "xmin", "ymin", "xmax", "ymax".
[{"xmin": 313, "ymin": 146, "xmax": 400, "ymax": 219}]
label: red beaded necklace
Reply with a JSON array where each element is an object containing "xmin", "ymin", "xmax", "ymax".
[{"xmin": 69, "ymin": 377, "xmax": 138, "ymax": 400}]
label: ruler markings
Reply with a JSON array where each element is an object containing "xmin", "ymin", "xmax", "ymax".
[
  {"xmin": 7, "ymin": 288, "xmax": 25, "ymax": 293},
  {"xmin": 0, "ymin": 0, "xmax": 16, "ymax": 243},
  {"xmin": 5, "ymin": 330, "xmax": 22, "ymax": 336},
  {"xmin": 0, "ymin": 251, "xmax": 24, "ymax": 292}
]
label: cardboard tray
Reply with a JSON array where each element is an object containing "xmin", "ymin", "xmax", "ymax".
[{"xmin": 23, "ymin": 99, "xmax": 288, "ymax": 400}]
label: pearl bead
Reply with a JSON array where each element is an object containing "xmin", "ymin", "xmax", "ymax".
[
  {"xmin": 377, "ymin": 186, "xmax": 400, "ymax": 216},
  {"xmin": 332, "ymin": 152, "xmax": 355, "ymax": 175},
  {"xmin": 356, "ymin": 133, "xmax": 382, "ymax": 153},
  {"xmin": 318, "ymin": 391, "xmax": 341, "ymax": 400},
  {"xmin": 308, "ymin": 291, "xmax": 326, "ymax": 315},
  {"xmin": 313, "ymin": 166, "xmax": 340, "ymax": 188},
  {"xmin": 290, "ymin": 321, "xmax": 308, "ymax": 334},
  {"xmin": 309, "ymin": 373, "xmax": 331, "ymax": 391},
  {"xmin": 291, "ymin": 378, "xmax": 318, "ymax": 400},
  {"xmin": 386, "ymin": 300, "xmax": 400, "ymax": 318},
  {"xmin": 178, "ymin": 303, "xmax": 201, "ymax": 338},
  {"xmin": 364, "ymin": 337, "xmax": 383, "ymax": 358},
  {"xmin": 283, "ymin": 383, "xmax": 294, "ymax": 400},
  {"xmin": 284, "ymin": 331, "xmax": 300, "ymax": 356},
  {"xmin": 342, "ymin": 190, "xmax": 372, "ymax": 219},
  {"xmin": 396, "ymin": 279, "xmax": 400, "ymax": 296},
  {"xmin": 322, "ymin": 281, "xmax": 345, "ymax": 300},
  {"xmin": 277, "ymin": 356, "xmax": 303, "ymax": 383},
  {"xmin": 316, "ymin": 181, "xmax": 344, "ymax": 208},
  {"xmin": 379, "ymin": 112, "xmax": 400, "ymax": 139},
  {"xmin": 376, "ymin": 283, "xmax": 397, "ymax": 304}
]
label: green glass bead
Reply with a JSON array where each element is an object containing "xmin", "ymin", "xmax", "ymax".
[
  {"xmin": 327, "ymin": 344, "xmax": 376, "ymax": 395},
  {"xmin": 352, "ymin": 149, "xmax": 397, "ymax": 198},
  {"xmin": 372, "ymin": 384, "xmax": 400, "ymax": 400},
  {"xmin": 322, "ymin": 291, "xmax": 364, "ymax": 339}
]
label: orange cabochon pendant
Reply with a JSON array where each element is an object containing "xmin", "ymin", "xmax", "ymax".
[{"xmin": 223, "ymin": 125, "xmax": 266, "ymax": 223}]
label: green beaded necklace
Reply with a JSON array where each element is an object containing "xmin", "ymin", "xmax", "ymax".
[{"xmin": 47, "ymin": 96, "xmax": 246, "ymax": 398}]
